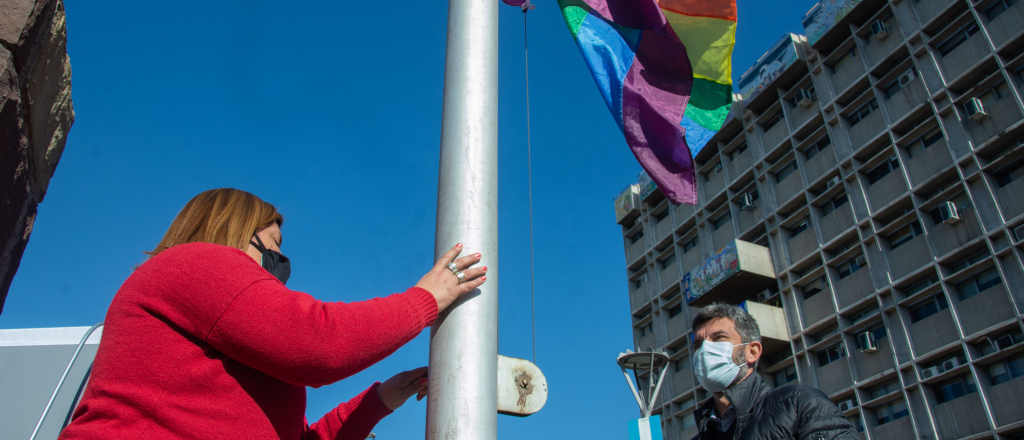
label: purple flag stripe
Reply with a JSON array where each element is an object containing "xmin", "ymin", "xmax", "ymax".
[{"xmin": 622, "ymin": 29, "xmax": 696, "ymax": 204}]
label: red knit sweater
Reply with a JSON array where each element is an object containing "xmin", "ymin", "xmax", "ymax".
[{"xmin": 59, "ymin": 242, "xmax": 439, "ymax": 440}]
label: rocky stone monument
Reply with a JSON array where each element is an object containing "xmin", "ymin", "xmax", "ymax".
[{"xmin": 0, "ymin": 0, "xmax": 74, "ymax": 314}]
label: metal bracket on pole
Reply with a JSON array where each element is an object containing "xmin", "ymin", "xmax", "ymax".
[
  {"xmin": 496, "ymin": 355, "xmax": 547, "ymax": 416},
  {"xmin": 617, "ymin": 350, "xmax": 670, "ymax": 418}
]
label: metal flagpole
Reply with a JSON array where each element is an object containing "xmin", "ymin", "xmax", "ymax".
[{"xmin": 426, "ymin": 0, "xmax": 499, "ymax": 438}]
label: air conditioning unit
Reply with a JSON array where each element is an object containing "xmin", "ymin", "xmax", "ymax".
[
  {"xmin": 965, "ymin": 97, "xmax": 988, "ymax": 122},
  {"xmin": 826, "ymin": 175, "xmax": 842, "ymax": 189},
  {"xmin": 757, "ymin": 290, "xmax": 772, "ymax": 303},
  {"xmin": 1013, "ymin": 224, "xmax": 1024, "ymax": 242},
  {"xmin": 715, "ymin": 162, "xmax": 723, "ymax": 172},
  {"xmin": 942, "ymin": 357, "xmax": 962, "ymax": 372},
  {"xmin": 795, "ymin": 89, "xmax": 814, "ymax": 108},
  {"xmin": 740, "ymin": 193, "xmax": 757, "ymax": 211},
  {"xmin": 921, "ymin": 366, "xmax": 941, "ymax": 379},
  {"xmin": 938, "ymin": 201, "xmax": 961, "ymax": 225},
  {"xmin": 898, "ymin": 69, "xmax": 916, "ymax": 87},
  {"xmin": 855, "ymin": 255, "xmax": 867, "ymax": 267},
  {"xmin": 871, "ymin": 21, "xmax": 890, "ymax": 41},
  {"xmin": 858, "ymin": 332, "xmax": 878, "ymax": 353},
  {"xmin": 837, "ymin": 399, "xmax": 857, "ymax": 412}
]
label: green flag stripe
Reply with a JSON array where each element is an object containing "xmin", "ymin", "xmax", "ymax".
[
  {"xmin": 684, "ymin": 78, "xmax": 732, "ymax": 131},
  {"xmin": 557, "ymin": 0, "xmax": 591, "ymax": 39}
]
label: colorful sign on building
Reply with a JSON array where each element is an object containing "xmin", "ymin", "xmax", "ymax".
[
  {"xmin": 684, "ymin": 241, "xmax": 740, "ymax": 303},
  {"xmin": 802, "ymin": 0, "xmax": 862, "ymax": 46},
  {"xmin": 614, "ymin": 184, "xmax": 641, "ymax": 224},
  {"xmin": 736, "ymin": 34, "xmax": 800, "ymax": 104},
  {"xmin": 638, "ymin": 171, "xmax": 657, "ymax": 201}
]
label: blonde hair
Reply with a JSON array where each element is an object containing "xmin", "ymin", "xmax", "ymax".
[{"xmin": 146, "ymin": 188, "xmax": 283, "ymax": 259}]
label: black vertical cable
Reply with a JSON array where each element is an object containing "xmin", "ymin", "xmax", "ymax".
[{"xmin": 524, "ymin": 8, "xmax": 537, "ymax": 365}]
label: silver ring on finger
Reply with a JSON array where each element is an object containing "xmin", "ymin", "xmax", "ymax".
[
  {"xmin": 447, "ymin": 262, "xmax": 459, "ymax": 274},
  {"xmin": 455, "ymin": 271, "xmax": 466, "ymax": 284}
]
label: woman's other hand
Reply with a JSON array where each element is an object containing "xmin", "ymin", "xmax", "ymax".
[
  {"xmin": 377, "ymin": 367, "xmax": 430, "ymax": 410},
  {"xmin": 415, "ymin": 244, "xmax": 487, "ymax": 312}
]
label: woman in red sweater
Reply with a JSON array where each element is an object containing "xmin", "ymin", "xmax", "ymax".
[{"xmin": 59, "ymin": 188, "xmax": 486, "ymax": 440}]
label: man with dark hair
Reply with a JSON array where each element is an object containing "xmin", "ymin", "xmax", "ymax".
[{"xmin": 689, "ymin": 302, "xmax": 857, "ymax": 440}]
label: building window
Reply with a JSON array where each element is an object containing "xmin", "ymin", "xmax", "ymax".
[
  {"xmin": 639, "ymin": 321, "xmax": 654, "ymax": 336},
  {"xmin": 661, "ymin": 252, "xmax": 677, "ymax": 270},
  {"xmin": 821, "ymin": 193, "xmax": 849, "ymax": 216},
  {"xmin": 774, "ymin": 365, "xmax": 798, "ymax": 386},
  {"xmin": 668, "ymin": 303, "xmax": 682, "ymax": 318},
  {"xmin": 804, "ymin": 135, "xmax": 831, "ymax": 160},
  {"xmin": 681, "ymin": 412, "xmax": 697, "ymax": 430},
  {"xmin": 630, "ymin": 229, "xmax": 644, "ymax": 244},
  {"xmin": 775, "ymin": 160, "xmax": 799, "ymax": 183},
  {"xmin": 985, "ymin": 0, "xmax": 1020, "ymax": 21},
  {"xmin": 980, "ymin": 329, "xmax": 1024, "ymax": 356},
  {"xmin": 866, "ymin": 154, "xmax": 899, "ymax": 184},
  {"xmin": 675, "ymin": 356, "xmax": 690, "ymax": 372},
  {"xmin": 789, "ymin": 218, "xmax": 810, "ymax": 237},
  {"xmin": 934, "ymin": 374, "xmax": 977, "ymax": 404},
  {"xmin": 847, "ymin": 98, "xmax": 879, "ymax": 127},
  {"xmin": 937, "ymin": 22, "xmax": 979, "ymax": 56},
  {"xmin": 830, "ymin": 47, "xmax": 857, "ymax": 73},
  {"xmin": 813, "ymin": 326, "xmax": 839, "ymax": 343},
  {"xmin": 712, "ymin": 211, "xmax": 732, "ymax": 230},
  {"xmin": 909, "ymin": 294, "xmax": 949, "ymax": 323},
  {"xmin": 848, "ymin": 416, "xmax": 865, "ymax": 433},
  {"xmin": 946, "ymin": 250, "xmax": 987, "ymax": 274},
  {"xmin": 904, "ymin": 275, "xmax": 939, "ymax": 295},
  {"xmin": 794, "ymin": 260, "xmax": 823, "ymax": 279},
  {"xmin": 634, "ymin": 273, "xmax": 648, "ymax": 289},
  {"xmin": 682, "ymin": 235, "xmax": 699, "ymax": 253},
  {"xmin": 883, "ymin": 67, "xmax": 917, "ymax": 99},
  {"xmin": 849, "ymin": 305, "xmax": 880, "ymax": 325},
  {"xmin": 817, "ymin": 342, "xmax": 846, "ymax": 367},
  {"xmin": 906, "ymin": 126, "xmax": 943, "ymax": 158},
  {"xmin": 973, "ymin": 80, "xmax": 1012, "ymax": 109},
  {"xmin": 868, "ymin": 380, "xmax": 902, "ymax": 400},
  {"xmin": 762, "ymin": 110, "xmax": 785, "ymax": 132},
  {"xmin": 887, "ymin": 221, "xmax": 923, "ymax": 250},
  {"xmin": 1015, "ymin": 65, "xmax": 1024, "ymax": 86},
  {"xmin": 995, "ymin": 159, "xmax": 1024, "ymax": 187},
  {"xmin": 876, "ymin": 398, "xmax": 910, "ymax": 425},
  {"xmin": 830, "ymin": 239, "xmax": 858, "ymax": 257},
  {"xmin": 955, "ymin": 267, "xmax": 1002, "ymax": 300},
  {"xmin": 655, "ymin": 209, "xmax": 669, "ymax": 223},
  {"xmin": 837, "ymin": 254, "xmax": 865, "ymax": 279},
  {"xmin": 727, "ymin": 143, "xmax": 748, "ymax": 161},
  {"xmin": 987, "ymin": 353, "xmax": 1024, "ymax": 385},
  {"xmin": 803, "ymin": 276, "xmax": 828, "ymax": 299}
]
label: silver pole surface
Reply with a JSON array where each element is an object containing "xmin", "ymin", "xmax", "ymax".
[{"xmin": 426, "ymin": 0, "xmax": 499, "ymax": 438}]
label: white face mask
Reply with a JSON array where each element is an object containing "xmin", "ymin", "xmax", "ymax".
[{"xmin": 693, "ymin": 340, "xmax": 749, "ymax": 393}]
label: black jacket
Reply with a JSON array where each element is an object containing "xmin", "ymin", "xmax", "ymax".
[{"xmin": 691, "ymin": 373, "xmax": 859, "ymax": 440}]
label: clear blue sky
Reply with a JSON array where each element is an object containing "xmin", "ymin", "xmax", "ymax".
[{"xmin": 2, "ymin": 1, "xmax": 816, "ymax": 438}]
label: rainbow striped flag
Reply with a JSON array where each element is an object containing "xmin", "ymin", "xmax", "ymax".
[{"xmin": 557, "ymin": 0, "xmax": 736, "ymax": 205}]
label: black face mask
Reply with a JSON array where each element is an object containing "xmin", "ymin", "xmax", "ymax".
[{"xmin": 251, "ymin": 234, "xmax": 291, "ymax": 285}]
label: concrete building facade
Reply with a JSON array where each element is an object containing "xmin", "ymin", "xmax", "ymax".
[{"xmin": 615, "ymin": 0, "xmax": 1024, "ymax": 438}]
